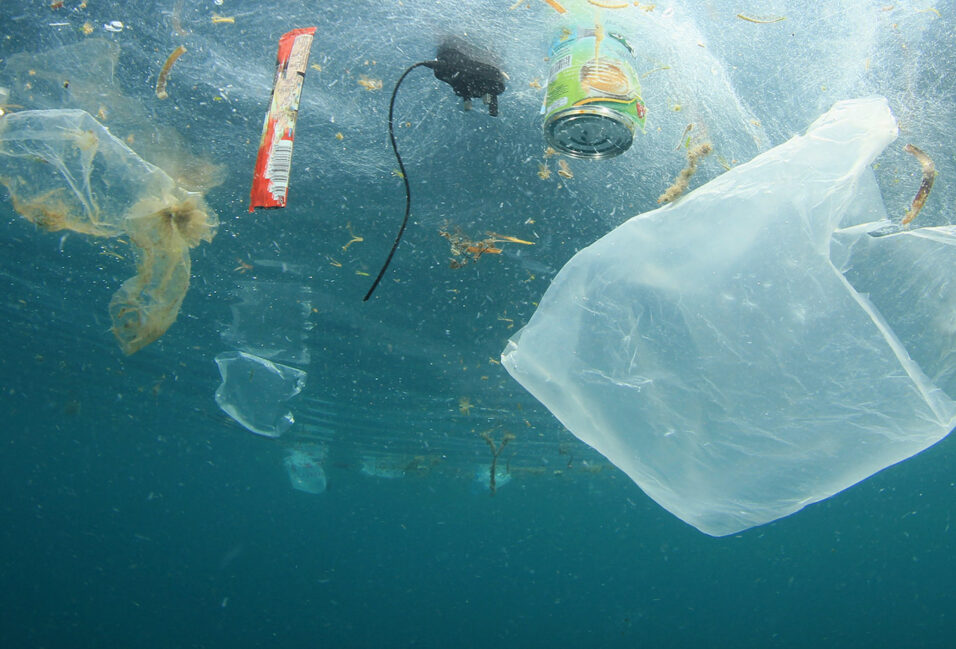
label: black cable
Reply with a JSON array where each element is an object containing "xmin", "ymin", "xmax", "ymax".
[{"xmin": 363, "ymin": 60, "xmax": 436, "ymax": 301}]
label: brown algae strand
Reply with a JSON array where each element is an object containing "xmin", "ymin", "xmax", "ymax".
[
  {"xmin": 902, "ymin": 143, "xmax": 937, "ymax": 227},
  {"xmin": 155, "ymin": 45, "xmax": 187, "ymax": 100}
]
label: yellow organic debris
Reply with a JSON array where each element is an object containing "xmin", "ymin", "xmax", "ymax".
[{"xmin": 357, "ymin": 75, "xmax": 383, "ymax": 91}]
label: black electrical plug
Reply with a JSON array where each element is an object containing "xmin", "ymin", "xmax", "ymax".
[
  {"xmin": 427, "ymin": 41, "xmax": 506, "ymax": 116},
  {"xmin": 364, "ymin": 41, "xmax": 507, "ymax": 301}
]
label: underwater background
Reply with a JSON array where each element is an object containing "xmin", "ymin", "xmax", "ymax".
[{"xmin": 1, "ymin": 1, "xmax": 954, "ymax": 647}]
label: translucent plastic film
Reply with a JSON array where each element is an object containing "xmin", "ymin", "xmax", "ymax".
[
  {"xmin": 0, "ymin": 109, "xmax": 217, "ymax": 354},
  {"xmin": 502, "ymin": 97, "xmax": 956, "ymax": 536}
]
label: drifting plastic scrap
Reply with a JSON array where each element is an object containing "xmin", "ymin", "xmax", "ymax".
[
  {"xmin": 214, "ymin": 351, "xmax": 307, "ymax": 438},
  {"xmin": 0, "ymin": 109, "xmax": 217, "ymax": 354},
  {"xmin": 284, "ymin": 444, "xmax": 327, "ymax": 494}
]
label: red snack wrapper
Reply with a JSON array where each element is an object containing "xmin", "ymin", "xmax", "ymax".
[{"xmin": 249, "ymin": 27, "xmax": 316, "ymax": 211}]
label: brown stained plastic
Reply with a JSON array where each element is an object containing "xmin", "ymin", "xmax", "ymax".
[
  {"xmin": 109, "ymin": 195, "xmax": 215, "ymax": 354},
  {"xmin": 0, "ymin": 109, "xmax": 217, "ymax": 354},
  {"xmin": 0, "ymin": 39, "xmax": 221, "ymax": 353}
]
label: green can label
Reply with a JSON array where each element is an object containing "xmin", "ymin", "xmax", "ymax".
[{"xmin": 543, "ymin": 25, "xmax": 647, "ymax": 158}]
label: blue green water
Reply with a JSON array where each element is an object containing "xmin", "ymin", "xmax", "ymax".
[
  {"xmin": 2, "ymin": 1, "xmax": 955, "ymax": 647},
  {"xmin": 1, "ymin": 297, "xmax": 953, "ymax": 647}
]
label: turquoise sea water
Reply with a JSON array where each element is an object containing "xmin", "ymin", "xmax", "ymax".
[
  {"xmin": 2, "ymin": 334, "xmax": 954, "ymax": 647},
  {"xmin": 2, "ymin": 1, "xmax": 954, "ymax": 647}
]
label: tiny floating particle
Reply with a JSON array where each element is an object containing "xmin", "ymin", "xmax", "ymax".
[
  {"xmin": 357, "ymin": 75, "xmax": 382, "ymax": 91},
  {"xmin": 537, "ymin": 162, "xmax": 551, "ymax": 180},
  {"xmin": 341, "ymin": 223, "xmax": 364, "ymax": 252},
  {"xmin": 736, "ymin": 14, "xmax": 786, "ymax": 24},
  {"xmin": 557, "ymin": 159, "xmax": 573, "ymax": 179},
  {"xmin": 587, "ymin": 0, "xmax": 629, "ymax": 9},
  {"xmin": 674, "ymin": 123, "xmax": 694, "ymax": 151},
  {"xmin": 489, "ymin": 233, "xmax": 535, "ymax": 245},
  {"xmin": 542, "ymin": 0, "xmax": 568, "ymax": 14},
  {"xmin": 211, "ymin": 14, "xmax": 235, "ymax": 24}
]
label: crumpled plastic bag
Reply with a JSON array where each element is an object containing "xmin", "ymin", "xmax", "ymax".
[
  {"xmin": 0, "ymin": 109, "xmax": 217, "ymax": 354},
  {"xmin": 502, "ymin": 97, "xmax": 956, "ymax": 536},
  {"xmin": 214, "ymin": 351, "xmax": 307, "ymax": 438}
]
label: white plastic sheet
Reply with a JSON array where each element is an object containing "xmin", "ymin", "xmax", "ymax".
[{"xmin": 502, "ymin": 97, "xmax": 956, "ymax": 536}]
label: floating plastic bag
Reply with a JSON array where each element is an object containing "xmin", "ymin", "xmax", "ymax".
[
  {"xmin": 214, "ymin": 351, "xmax": 307, "ymax": 438},
  {"xmin": 284, "ymin": 444, "xmax": 327, "ymax": 494},
  {"xmin": 0, "ymin": 109, "xmax": 217, "ymax": 354},
  {"xmin": 502, "ymin": 97, "xmax": 956, "ymax": 536}
]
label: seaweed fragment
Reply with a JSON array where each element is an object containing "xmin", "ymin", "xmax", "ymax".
[
  {"xmin": 480, "ymin": 430, "xmax": 516, "ymax": 495},
  {"xmin": 736, "ymin": 14, "xmax": 786, "ymax": 24},
  {"xmin": 155, "ymin": 45, "xmax": 187, "ymax": 100},
  {"xmin": 901, "ymin": 143, "xmax": 936, "ymax": 228},
  {"xmin": 657, "ymin": 140, "xmax": 713, "ymax": 204},
  {"xmin": 439, "ymin": 223, "xmax": 534, "ymax": 268}
]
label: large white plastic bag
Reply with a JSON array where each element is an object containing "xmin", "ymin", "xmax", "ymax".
[{"xmin": 502, "ymin": 97, "xmax": 956, "ymax": 536}]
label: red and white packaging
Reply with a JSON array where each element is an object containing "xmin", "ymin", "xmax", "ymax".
[{"xmin": 249, "ymin": 27, "xmax": 316, "ymax": 211}]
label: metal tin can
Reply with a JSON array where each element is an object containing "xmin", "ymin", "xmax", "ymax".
[{"xmin": 543, "ymin": 25, "xmax": 646, "ymax": 159}]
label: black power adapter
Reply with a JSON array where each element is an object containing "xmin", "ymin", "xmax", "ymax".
[
  {"xmin": 427, "ymin": 41, "xmax": 506, "ymax": 116},
  {"xmin": 363, "ymin": 40, "xmax": 507, "ymax": 301}
]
